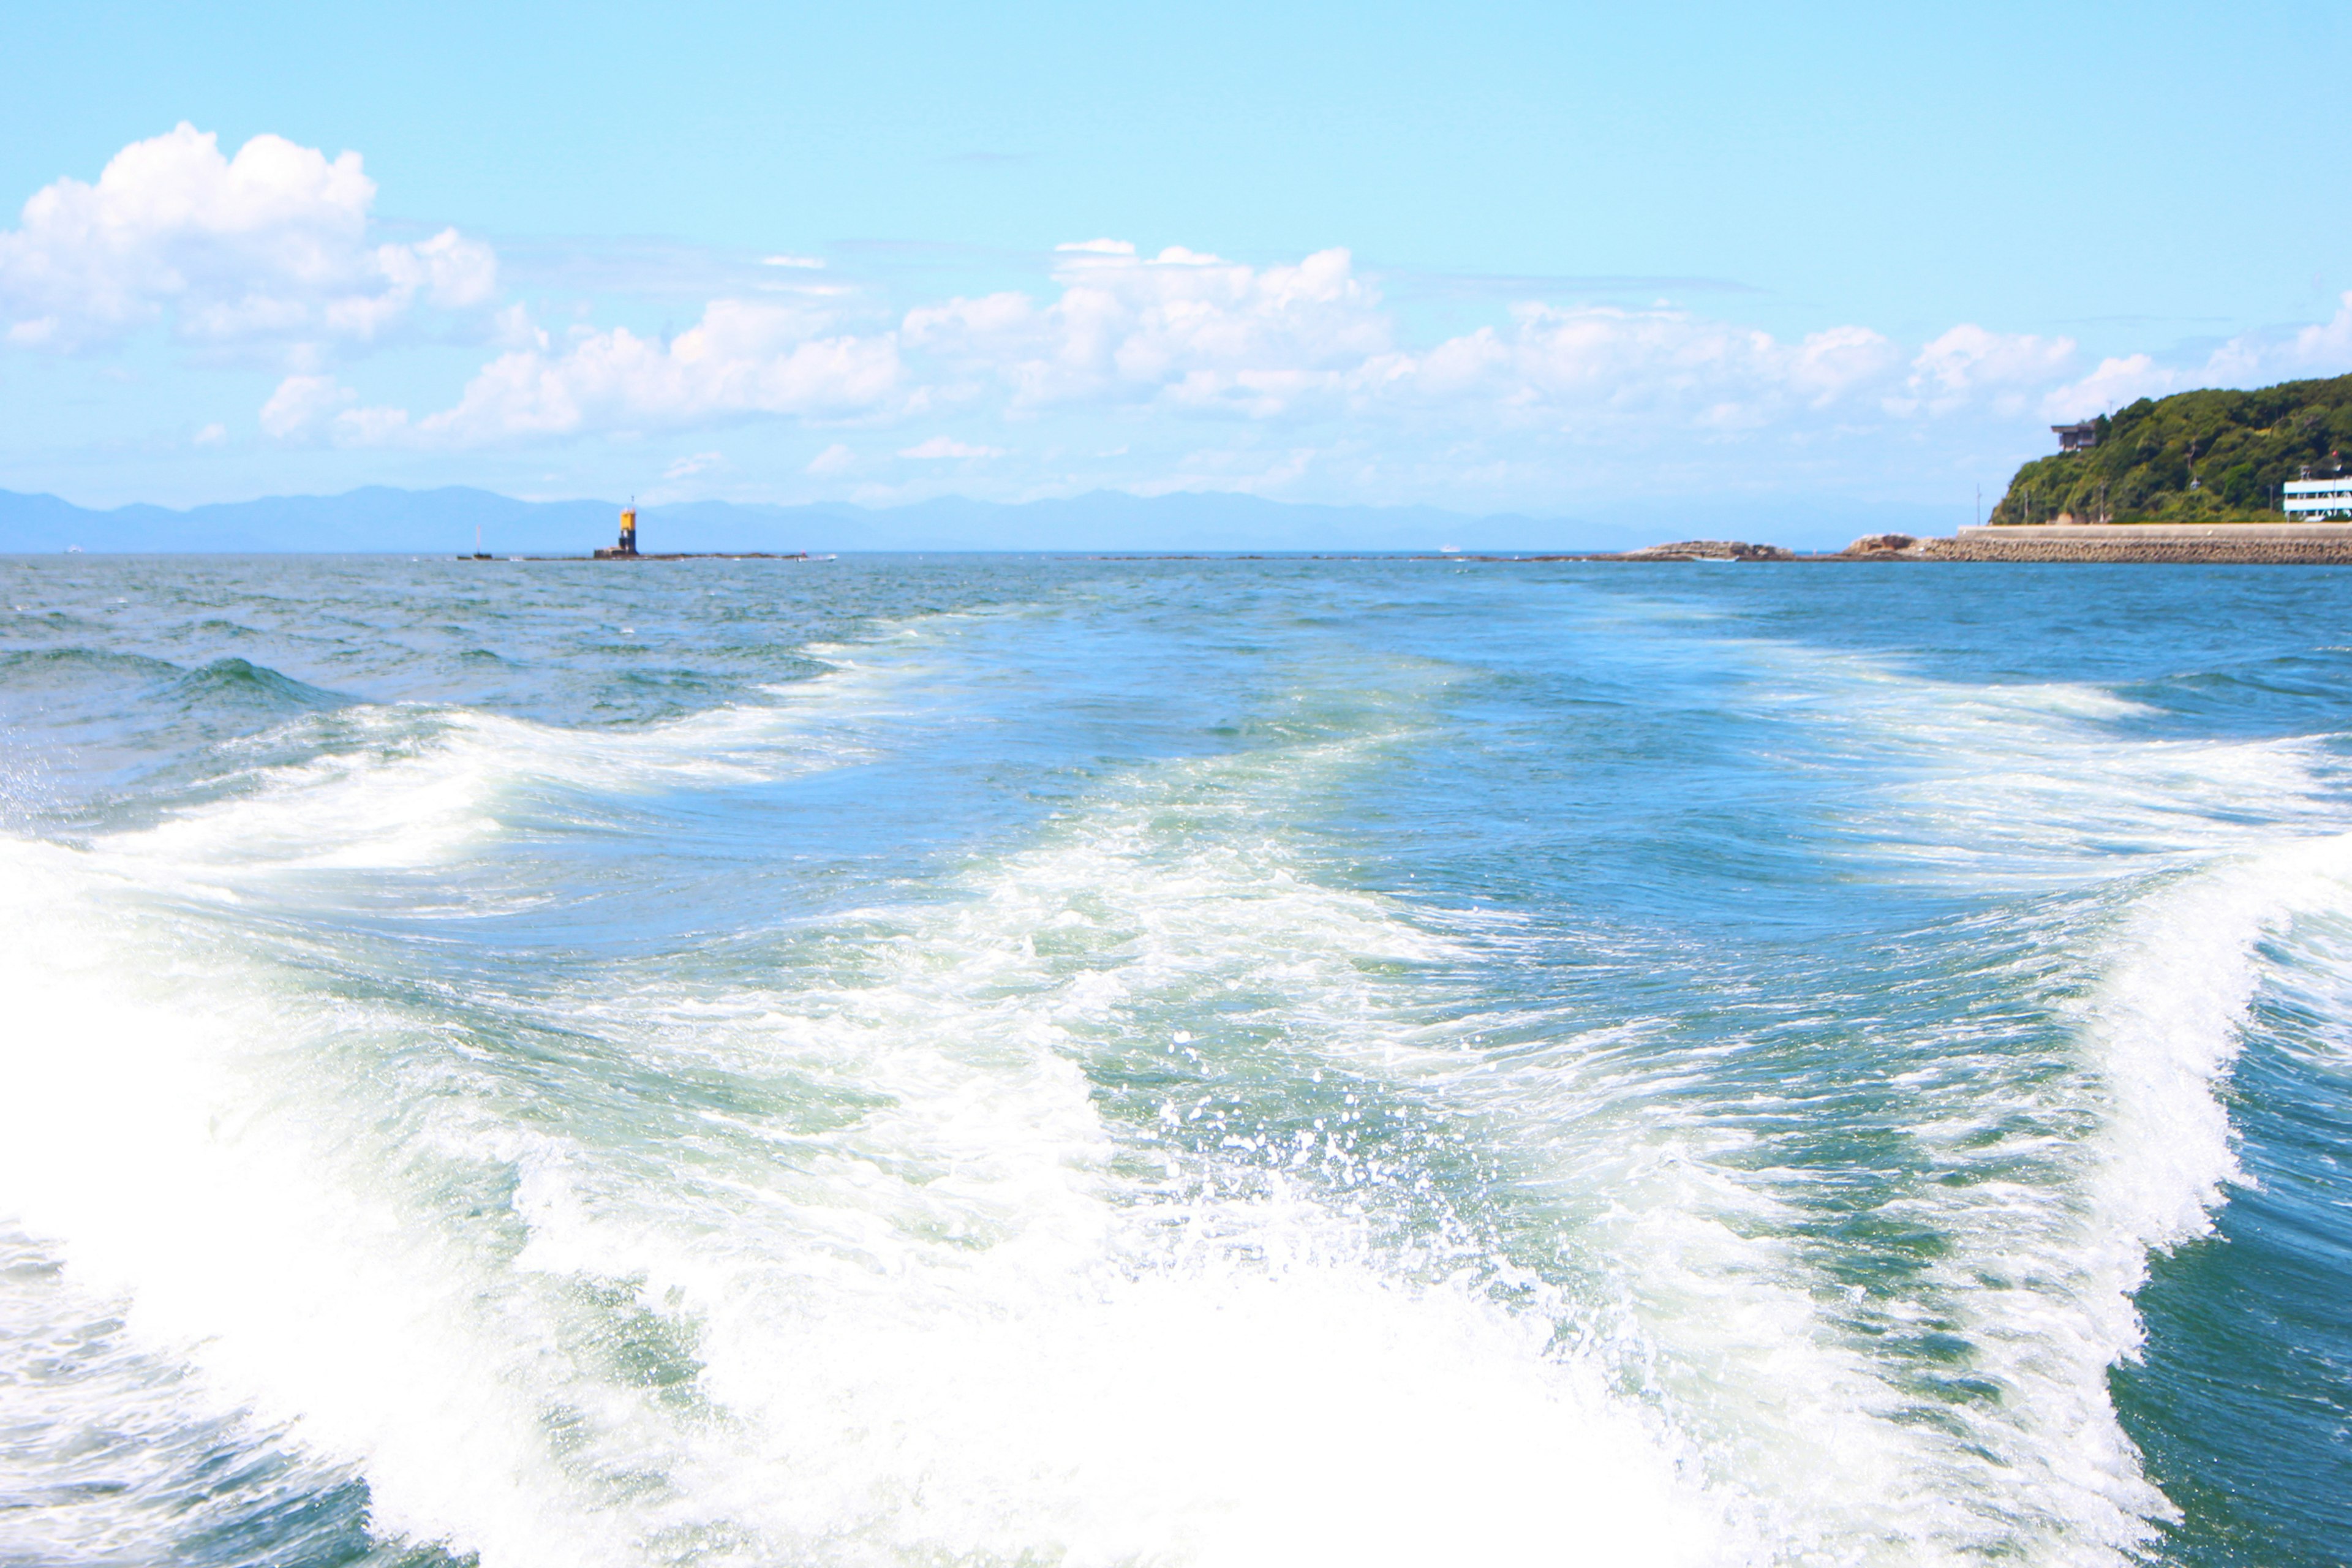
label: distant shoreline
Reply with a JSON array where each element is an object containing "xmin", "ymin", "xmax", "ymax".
[
  {"xmin": 18, "ymin": 524, "xmax": 2352, "ymax": 565},
  {"xmin": 1493, "ymin": 522, "xmax": 2352, "ymax": 565}
]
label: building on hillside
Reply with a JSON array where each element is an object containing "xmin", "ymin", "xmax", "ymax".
[
  {"xmin": 2051, "ymin": 421, "xmax": 2099, "ymax": 452},
  {"xmin": 2282, "ymin": 477, "xmax": 2352, "ymax": 519}
]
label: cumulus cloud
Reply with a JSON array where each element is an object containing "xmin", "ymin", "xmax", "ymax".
[
  {"xmin": 1899, "ymin": 325, "xmax": 2076, "ymax": 415},
  {"xmin": 258, "ymin": 372, "xmax": 414, "ymax": 445},
  {"xmin": 26, "ymin": 137, "xmax": 2222, "ymax": 499},
  {"xmin": 1363, "ymin": 305, "xmax": 1899, "ymax": 429},
  {"xmin": 136, "ymin": 186, "xmax": 2329, "ymax": 478},
  {"xmin": 491, "ymin": 301, "xmax": 548, "ymax": 351},
  {"xmin": 2041, "ymin": 354, "xmax": 2183, "ymax": 421},
  {"xmin": 258, "ymin": 373, "xmax": 355, "ymax": 439},
  {"xmin": 2203, "ymin": 292, "xmax": 2352, "ymax": 383},
  {"xmin": 264, "ymin": 240, "xmax": 2002, "ymax": 458},
  {"xmin": 897, "ymin": 436, "xmax": 1006, "ymax": 459},
  {"xmin": 1129, "ymin": 444, "xmax": 1318, "ymax": 497},
  {"xmin": 9, "ymin": 125, "xmax": 2343, "ymax": 494},
  {"xmin": 0, "ymin": 123, "xmax": 494, "ymax": 353},
  {"xmin": 899, "ymin": 248, "xmax": 1917, "ymax": 437},
  {"xmin": 907, "ymin": 243, "xmax": 1390, "ymax": 415},
  {"xmin": 364, "ymin": 300, "xmax": 901, "ymax": 446},
  {"xmin": 2039, "ymin": 293, "xmax": 2352, "ymax": 421}
]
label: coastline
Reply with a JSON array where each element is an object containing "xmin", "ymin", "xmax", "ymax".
[
  {"xmin": 1506, "ymin": 523, "xmax": 2352, "ymax": 564},
  {"xmin": 1915, "ymin": 522, "xmax": 2352, "ymax": 564}
]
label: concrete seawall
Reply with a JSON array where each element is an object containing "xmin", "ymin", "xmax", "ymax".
[{"xmin": 1924, "ymin": 523, "xmax": 2352, "ymax": 563}]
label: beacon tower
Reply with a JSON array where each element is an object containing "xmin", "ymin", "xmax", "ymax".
[{"xmin": 597, "ymin": 506, "xmax": 639, "ymax": 559}]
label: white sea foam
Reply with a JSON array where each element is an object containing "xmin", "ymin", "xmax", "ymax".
[
  {"xmin": 0, "ymin": 1224, "xmax": 356, "ymax": 1566},
  {"xmin": 1203, "ymin": 617, "xmax": 2352, "ymax": 1566},
  {"xmin": 473, "ymin": 728, "xmax": 1739, "ymax": 1566},
  {"xmin": 1528, "ymin": 633, "xmax": 2352, "ymax": 1563},
  {"xmin": 94, "ymin": 644, "xmax": 931, "ymax": 886},
  {"xmin": 0, "ymin": 701, "xmax": 1741, "ymax": 1567},
  {"xmin": 7, "ymin": 599, "xmax": 2350, "ymax": 1568},
  {"xmin": 1726, "ymin": 643, "xmax": 2345, "ymax": 882},
  {"xmin": 0, "ymin": 835, "xmax": 634, "ymax": 1568}
]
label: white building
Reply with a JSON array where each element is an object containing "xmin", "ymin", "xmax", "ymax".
[{"xmin": 2283, "ymin": 477, "xmax": 2352, "ymax": 518}]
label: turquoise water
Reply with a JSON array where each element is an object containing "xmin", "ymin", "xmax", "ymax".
[{"xmin": 1, "ymin": 554, "xmax": 2347, "ymax": 1568}]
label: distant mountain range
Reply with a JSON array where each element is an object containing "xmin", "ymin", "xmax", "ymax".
[{"xmin": 0, "ymin": 485, "xmax": 1964, "ymax": 555}]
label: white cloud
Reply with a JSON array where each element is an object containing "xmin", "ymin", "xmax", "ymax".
[
  {"xmin": 258, "ymin": 373, "xmax": 353, "ymax": 439},
  {"xmin": 267, "ymin": 239, "xmax": 2010, "ymax": 467},
  {"xmin": 1360, "ymin": 304, "xmax": 1900, "ymax": 432},
  {"xmin": 200, "ymin": 214, "xmax": 2352, "ymax": 493},
  {"xmin": 1899, "ymin": 325, "xmax": 2076, "ymax": 415},
  {"xmin": 258, "ymin": 372, "xmax": 413, "ymax": 445},
  {"xmin": 2197, "ymin": 291, "xmax": 2352, "ymax": 388},
  {"xmin": 665, "ymin": 450, "xmax": 723, "ymax": 478},
  {"xmin": 0, "ymin": 124, "xmax": 496, "ymax": 353},
  {"xmin": 2037, "ymin": 292, "xmax": 2352, "ymax": 421},
  {"xmin": 898, "ymin": 436, "xmax": 1006, "ymax": 459},
  {"xmin": 2040, "ymin": 353, "xmax": 2183, "ymax": 420},
  {"xmin": 908, "ymin": 243, "xmax": 1390, "ymax": 415},
  {"xmin": 192, "ymin": 421, "xmax": 226, "ymax": 447},
  {"xmin": 492, "ymin": 302, "xmax": 548, "ymax": 351},
  {"xmin": 18, "ymin": 125, "xmax": 2350, "ymax": 502},
  {"xmin": 1129, "ymin": 444, "xmax": 1318, "ymax": 497},
  {"xmin": 900, "ymin": 249, "xmax": 1918, "ymax": 435},
  {"xmin": 333, "ymin": 404, "xmax": 413, "ymax": 444},
  {"xmin": 364, "ymin": 299, "xmax": 902, "ymax": 446}
]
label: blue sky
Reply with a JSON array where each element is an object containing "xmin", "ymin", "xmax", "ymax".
[{"xmin": 2, "ymin": 0, "xmax": 2348, "ymax": 521}]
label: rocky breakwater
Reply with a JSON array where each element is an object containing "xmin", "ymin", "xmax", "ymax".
[
  {"xmin": 1839, "ymin": 533, "xmax": 1929, "ymax": 559},
  {"xmin": 1610, "ymin": 539, "xmax": 1797, "ymax": 561},
  {"xmin": 1925, "ymin": 522, "xmax": 2352, "ymax": 563}
]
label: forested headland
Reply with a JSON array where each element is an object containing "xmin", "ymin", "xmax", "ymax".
[{"xmin": 1990, "ymin": 374, "xmax": 2352, "ymax": 524}]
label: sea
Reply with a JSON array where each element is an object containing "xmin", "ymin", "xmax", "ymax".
[{"xmin": 1, "ymin": 552, "xmax": 2347, "ymax": 1568}]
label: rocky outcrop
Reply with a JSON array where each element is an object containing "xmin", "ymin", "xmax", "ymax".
[
  {"xmin": 1841, "ymin": 533, "xmax": 1924, "ymax": 557},
  {"xmin": 1615, "ymin": 540, "xmax": 1795, "ymax": 561}
]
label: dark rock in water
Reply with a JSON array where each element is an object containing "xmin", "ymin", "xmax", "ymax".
[
  {"xmin": 1844, "ymin": 533, "xmax": 1921, "ymax": 556},
  {"xmin": 1618, "ymin": 539, "xmax": 1795, "ymax": 561}
]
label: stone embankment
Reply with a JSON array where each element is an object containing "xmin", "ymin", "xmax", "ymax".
[
  {"xmin": 1920, "ymin": 523, "xmax": 2352, "ymax": 563},
  {"xmin": 1477, "ymin": 525, "xmax": 2352, "ymax": 564}
]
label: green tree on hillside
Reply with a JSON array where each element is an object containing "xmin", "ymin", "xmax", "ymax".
[{"xmin": 1991, "ymin": 374, "xmax": 2352, "ymax": 524}]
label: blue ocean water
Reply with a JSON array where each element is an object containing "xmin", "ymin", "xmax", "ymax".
[{"xmin": 0, "ymin": 554, "xmax": 2346, "ymax": 1568}]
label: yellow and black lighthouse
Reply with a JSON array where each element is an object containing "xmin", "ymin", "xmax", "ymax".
[{"xmin": 597, "ymin": 506, "xmax": 640, "ymax": 559}]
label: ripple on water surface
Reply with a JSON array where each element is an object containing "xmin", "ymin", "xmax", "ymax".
[{"xmin": 2, "ymin": 556, "xmax": 2350, "ymax": 1568}]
